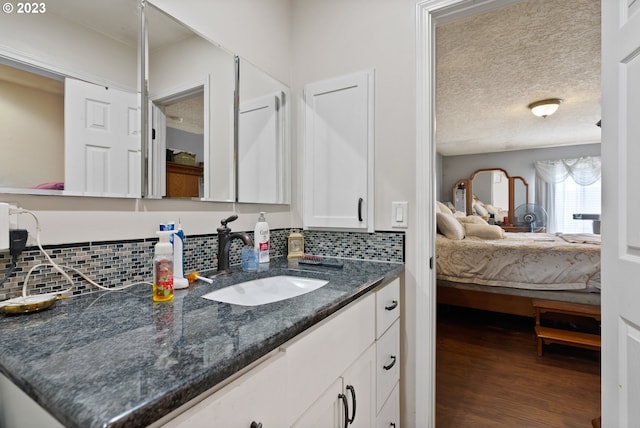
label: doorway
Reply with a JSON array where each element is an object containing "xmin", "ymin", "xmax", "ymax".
[
  {"xmin": 149, "ymin": 82, "xmax": 207, "ymax": 199},
  {"xmin": 415, "ymin": 0, "xmax": 602, "ymax": 426}
]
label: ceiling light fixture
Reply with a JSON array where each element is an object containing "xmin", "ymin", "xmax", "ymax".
[{"xmin": 528, "ymin": 98, "xmax": 563, "ymax": 118}]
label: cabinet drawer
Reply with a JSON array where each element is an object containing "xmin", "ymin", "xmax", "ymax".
[
  {"xmin": 284, "ymin": 293, "xmax": 375, "ymax": 422},
  {"xmin": 164, "ymin": 351, "xmax": 288, "ymax": 428},
  {"xmin": 376, "ymin": 277, "xmax": 400, "ymax": 339},
  {"xmin": 376, "ymin": 382, "xmax": 400, "ymax": 428},
  {"xmin": 376, "ymin": 319, "xmax": 400, "ymax": 413}
]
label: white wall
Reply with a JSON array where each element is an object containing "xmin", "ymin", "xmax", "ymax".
[
  {"xmin": 439, "ymin": 143, "xmax": 602, "ymax": 203},
  {"xmin": 0, "ymin": 77, "xmax": 64, "ymax": 188},
  {"xmin": 291, "ymin": 0, "xmax": 418, "ymax": 424}
]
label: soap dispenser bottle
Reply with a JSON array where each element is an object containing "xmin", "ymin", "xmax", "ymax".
[
  {"xmin": 254, "ymin": 212, "xmax": 270, "ymax": 263},
  {"xmin": 153, "ymin": 230, "xmax": 174, "ymax": 302}
]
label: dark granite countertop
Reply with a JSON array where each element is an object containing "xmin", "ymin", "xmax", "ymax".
[{"xmin": 0, "ymin": 257, "xmax": 403, "ymax": 428}]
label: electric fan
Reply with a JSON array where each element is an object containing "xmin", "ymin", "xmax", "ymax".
[{"xmin": 513, "ymin": 203, "xmax": 548, "ymax": 233}]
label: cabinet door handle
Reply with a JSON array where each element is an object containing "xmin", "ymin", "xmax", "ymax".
[
  {"xmin": 250, "ymin": 423, "xmax": 262, "ymax": 428},
  {"xmin": 390, "ymin": 423, "xmax": 396, "ymax": 428},
  {"xmin": 338, "ymin": 393, "xmax": 350, "ymax": 427},
  {"xmin": 385, "ymin": 300, "xmax": 398, "ymax": 311},
  {"xmin": 358, "ymin": 197, "xmax": 364, "ymax": 222},
  {"xmin": 346, "ymin": 384, "xmax": 356, "ymax": 425},
  {"xmin": 383, "ymin": 355, "xmax": 397, "ymax": 370}
]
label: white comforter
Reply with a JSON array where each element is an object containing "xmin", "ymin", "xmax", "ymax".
[{"xmin": 436, "ymin": 232, "xmax": 601, "ymax": 291}]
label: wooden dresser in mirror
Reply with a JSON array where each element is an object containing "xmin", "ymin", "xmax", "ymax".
[
  {"xmin": 452, "ymin": 168, "xmax": 529, "ymax": 228},
  {"xmin": 166, "ymin": 162, "xmax": 203, "ymax": 198}
]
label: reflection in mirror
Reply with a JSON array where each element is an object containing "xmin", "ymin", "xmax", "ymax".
[
  {"xmin": 237, "ymin": 58, "xmax": 290, "ymax": 204},
  {"xmin": 146, "ymin": 2, "xmax": 235, "ymax": 201},
  {"xmin": 452, "ymin": 179, "xmax": 468, "ymax": 213},
  {"xmin": 156, "ymin": 89, "xmax": 205, "ymax": 198},
  {"xmin": 454, "ymin": 168, "xmax": 529, "ymax": 222},
  {"xmin": 0, "ymin": 0, "xmax": 142, "ymax": 198},
  {"xmin": 513, "ymin": 177, "xmax": 527, "ymax": 208},
  {"xmin": 471, "ymin": 170, "xmax": 508, "ymax": 213}
]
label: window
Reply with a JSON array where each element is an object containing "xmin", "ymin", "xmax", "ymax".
[
  {"xmin": 552, "ymin": 175, "xmax": 601, "ymax": 233},
  {"xmin": 534, "ymin": 156, "xmax": 601, "ymax": 234}
]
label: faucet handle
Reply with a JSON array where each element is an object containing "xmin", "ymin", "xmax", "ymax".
[{"xmin": 220, "ymin": 214, "xmax": 238, "ymax": 227}]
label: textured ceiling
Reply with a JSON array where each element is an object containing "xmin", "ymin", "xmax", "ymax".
[
  {"xmin": 165, "ymin": 94, "xmax": 205, "ymax": 135},
  {"xmin": 435, "ymin": 0, "xmax": 601, "ymax": 156}
]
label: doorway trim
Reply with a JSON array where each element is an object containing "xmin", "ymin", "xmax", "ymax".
[
  {"xmin": 415, "ymin": 0, "xmax": 526, "ymax": 426},
  {"xmin": 148, "ymin": 76, "xmax": 210, "ymax": 198}
]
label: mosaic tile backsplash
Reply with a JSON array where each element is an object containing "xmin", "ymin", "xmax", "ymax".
[{"xmin": 0, "ymin": 229, "xmax": 404, "ymax": 300}]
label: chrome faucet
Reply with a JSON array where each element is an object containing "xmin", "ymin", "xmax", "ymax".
[{"xmin": 216, "ymin": 215, "xmax": 253, "ymax": 274}]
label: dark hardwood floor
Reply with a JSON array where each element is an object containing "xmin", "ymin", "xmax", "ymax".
[{"xmin": 436, "ymin": 305, "xmax": 601, "ymax": 428}]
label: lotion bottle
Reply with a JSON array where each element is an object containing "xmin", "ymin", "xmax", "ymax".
[
  {"xmin": 153, "ymin": 230, "xmax": 174, "ymax": 302},
  {"xmin": 254, "ymin": 212, "xmax": 270, "ymax": 263}
]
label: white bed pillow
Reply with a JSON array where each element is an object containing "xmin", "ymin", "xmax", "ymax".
[
  {"xmin": 456, "ymin": 215, "xmax": 487, "ymax": 225},
  {"xmin": 473, "ymin": 202, "xmax": 489, "ymax": 217},
  {"xmin": 436, "ymin": 212, "xmax": 465, "ymax": 240},
  {"xmin": 464, "ymin": 223, "xmax": 505, "ymax": 239},
  {"xmin": 436, "ymin": 201, "xmax": 453, "ymax": 215}
]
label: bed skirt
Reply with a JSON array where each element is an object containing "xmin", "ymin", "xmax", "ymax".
[{"xmin": 437, "ymin": 280, "xmax": 600, "ymax": 318}]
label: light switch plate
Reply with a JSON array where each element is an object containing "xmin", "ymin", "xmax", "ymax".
[{"xmin": 391, "ymin": 201, "xmax": 408, "ymax": 228}]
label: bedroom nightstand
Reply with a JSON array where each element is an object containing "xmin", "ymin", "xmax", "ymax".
[{"xmin": 533, "ymin": 299, "xmax": 601, "ymax": 356}]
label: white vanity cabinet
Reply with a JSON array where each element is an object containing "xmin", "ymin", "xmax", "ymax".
[
  {"xmin": 162, "ymin": 277, "xmax": 401, "ymax": 428},
  {"xmin": 375, "ymin": 278, "xmax": 401, "ymax": 427},
  {"xmin": 302, "ymin": 70, "xmax": 374, "ymax": 232},
  {"xmin": 163, "ymin": 350, "xmax": 289, "ymax": 428},
  {"xmin": 291, "ymin": 345, "xmax": 375, "ymax": 428}
]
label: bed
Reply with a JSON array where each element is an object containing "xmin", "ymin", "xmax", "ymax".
[{"xmin": 435, "ymin": 211, "xmax": 601, "ymax": 317}]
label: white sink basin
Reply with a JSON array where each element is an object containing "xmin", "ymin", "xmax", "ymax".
[{"xmin": 202, "ymin": 275, "xmax": 329, "ymax": 306}]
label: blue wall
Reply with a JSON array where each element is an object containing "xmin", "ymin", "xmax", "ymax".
[{"xmin": 437, "ymin": 143, "xmax": 601, "ymax": 203}]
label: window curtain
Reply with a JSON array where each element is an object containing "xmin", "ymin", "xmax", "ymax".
[
  {"xmin": 534, "ymin": 156, "xmax": 601, "ymax": 186},
  {"xmin": 535, "ymin": 177, "xmax": 556, "ymax": 232},
  {"xmin": 534, "ymin": 156, "xmax": 601, "ymax": 233}
]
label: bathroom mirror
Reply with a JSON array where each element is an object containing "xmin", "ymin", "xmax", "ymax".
[
  {"xmin": 453, "ymin": 168, "xmax": 529, "ymax": 221},
  {"xmin": 146, "ymin": 2, "xmax": 236, "ymax": 201},
  {"xmin": 0, "ymin": 0, "xmax": 142, "ymax": 198},
  {"xmin": 145, "ymin": 3, "xmax": 291, "ymax": 204},
  {"xmin": 237, "ymin": 58, "xmax": 290, "ymax": 204}
]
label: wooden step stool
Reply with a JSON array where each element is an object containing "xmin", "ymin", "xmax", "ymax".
[{"xmin": 532, "ymin": 299, "xmax": 601, "ymax": 356}]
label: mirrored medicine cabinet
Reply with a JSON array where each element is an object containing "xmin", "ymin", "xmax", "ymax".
[
  {"xmin": 0, "ymin": 0, "xmax": 290, "ymax": 204},
  {"xmin": 0, "ymin": 0, "xmax": 142, "ymax": 198}
]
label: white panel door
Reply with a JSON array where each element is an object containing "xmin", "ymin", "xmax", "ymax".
[
  {"xmin": 601, "ymin": 1, "xmax": 640, "ymax": 427},
  {"xmin": 65, "ymin": 78, "xmax": 140, "ymax": 196},
  {"xmin": 303, "ymin": 70, "xmax": 374, "ymax": 231},
  {"xmin": 151, "ymin": 103, "xmax": 167, "ymax": 197},
  {"xmin": 238, "ymin": 93, "xmax": 281, "ymax": 203}
]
